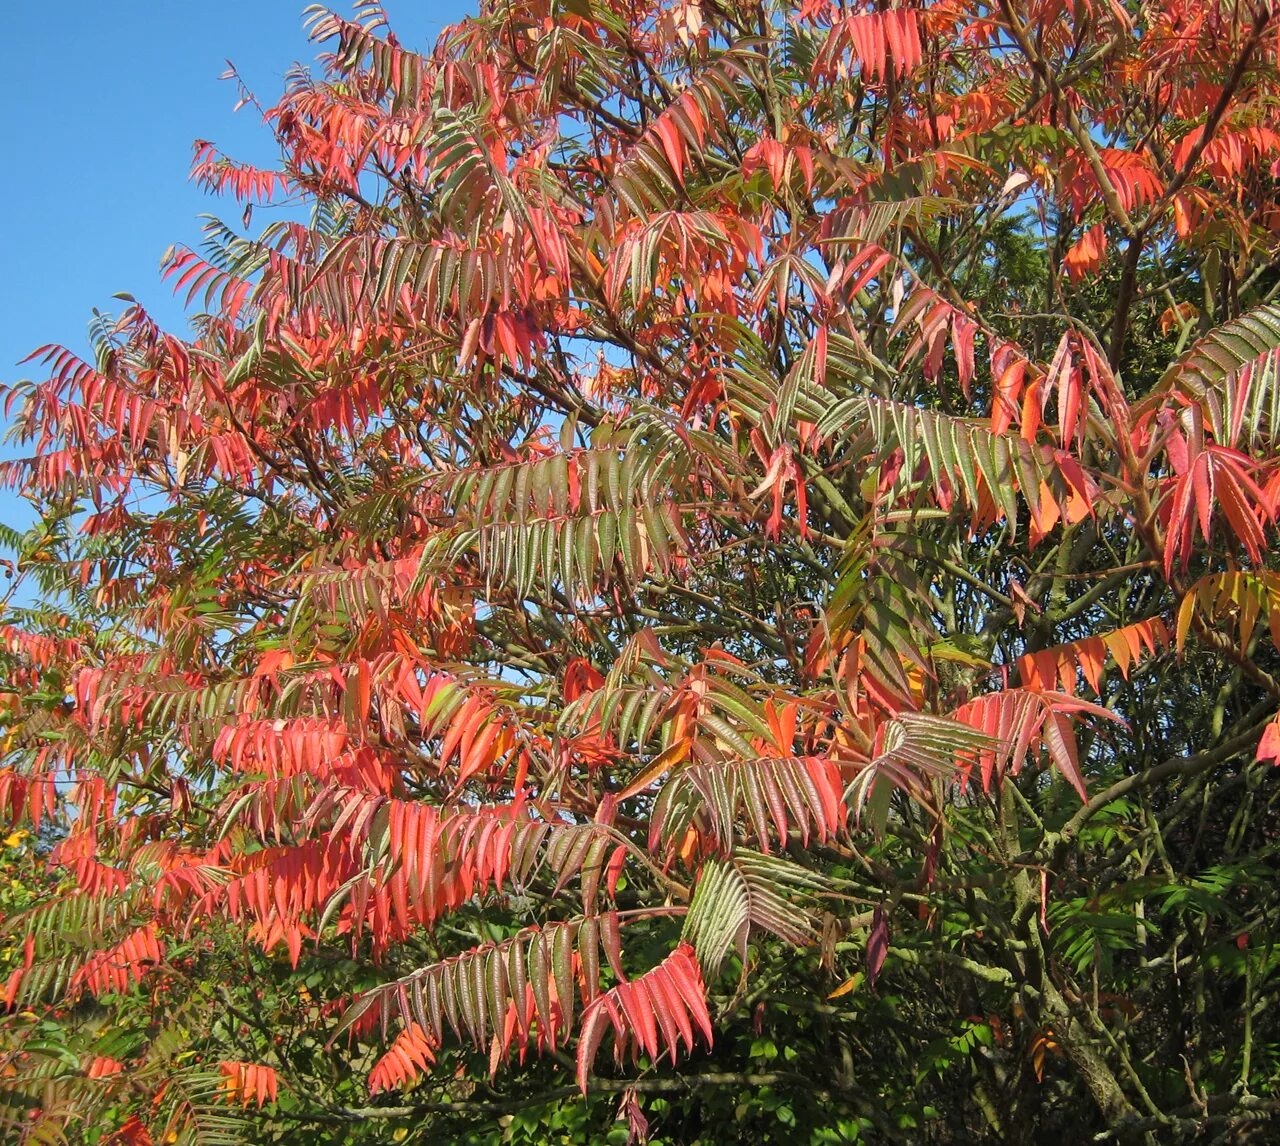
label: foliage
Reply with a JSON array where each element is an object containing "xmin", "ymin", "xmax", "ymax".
[{"xmin": 5, "ymin": 0, "xmax": 1280, "ymax": 1141}]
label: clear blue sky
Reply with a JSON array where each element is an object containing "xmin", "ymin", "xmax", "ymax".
[{"xmin": 0, "ymin": 1, "xmax": 469, "ymax": 540}]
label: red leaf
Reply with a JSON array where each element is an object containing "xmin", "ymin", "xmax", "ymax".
[
  {"xmin": 866, "ymin": 905, "xmax": 889, "ymax": 987},
  {"xmin": 1063, "ymin": 224, "xmax": 1107, "ymax": 282},
  {"xmin": 576, "ymin": 993, "xmax": 617, "ymax": 1093},
  {"xmin": 1256, "ymin": 720, "xmax": 1280, "ymax": 765},
  {"xmin": 1041, "ymin": 712, "xmax": 1087, "ymax": 801},
  {"xmin": 219, "ymin": 1061, "xmax": 279, "ymax": 1108},
  {"xmin": 576, "ymin": 944, "xmax": 711, "ymax": 1092}
]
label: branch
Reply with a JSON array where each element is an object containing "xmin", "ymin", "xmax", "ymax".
[
  {"xmin": 995, "ymin": 0, "xmax": 1136, "ymax": 239},
  {"xmin": 1094, "ymin": 1092, "xmax": 1280, "ymax": 1140},
  {"xmin": 1033, "ymin": 708, "xmax": 1276, "ymax": 865},
  {"xmin": 275, "ymin": 1071, "xmax": 807, "ymax": 1123}
]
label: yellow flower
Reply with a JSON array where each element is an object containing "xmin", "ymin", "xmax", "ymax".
[{"xmin": 3, "ymin": 830, "xmax": 27, "ymax": 848}]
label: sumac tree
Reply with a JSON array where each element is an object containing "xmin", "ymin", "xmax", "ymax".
[{"xmin": 5, "ymin": 1, "xmax": 1280, "ymax": 1142}]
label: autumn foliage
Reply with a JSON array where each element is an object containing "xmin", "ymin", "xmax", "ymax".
[{"xmin": 5, "ymin": 0, "xmax": 1280, "ymax": 1142}]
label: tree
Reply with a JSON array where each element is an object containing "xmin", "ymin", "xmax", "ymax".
[{"xmin": 4, "ymin": 0, "xmax": 1280, "ymax": 1140}]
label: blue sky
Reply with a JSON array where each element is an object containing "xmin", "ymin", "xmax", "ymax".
[{"xmin": 0, "ymin": 1, "xmax": 469, "ymax": 540}]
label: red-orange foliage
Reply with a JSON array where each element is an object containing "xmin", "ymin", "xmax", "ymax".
[{"xmin": 4, "ymin": 0, "xmax": 1280, "ymax": 1139}]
